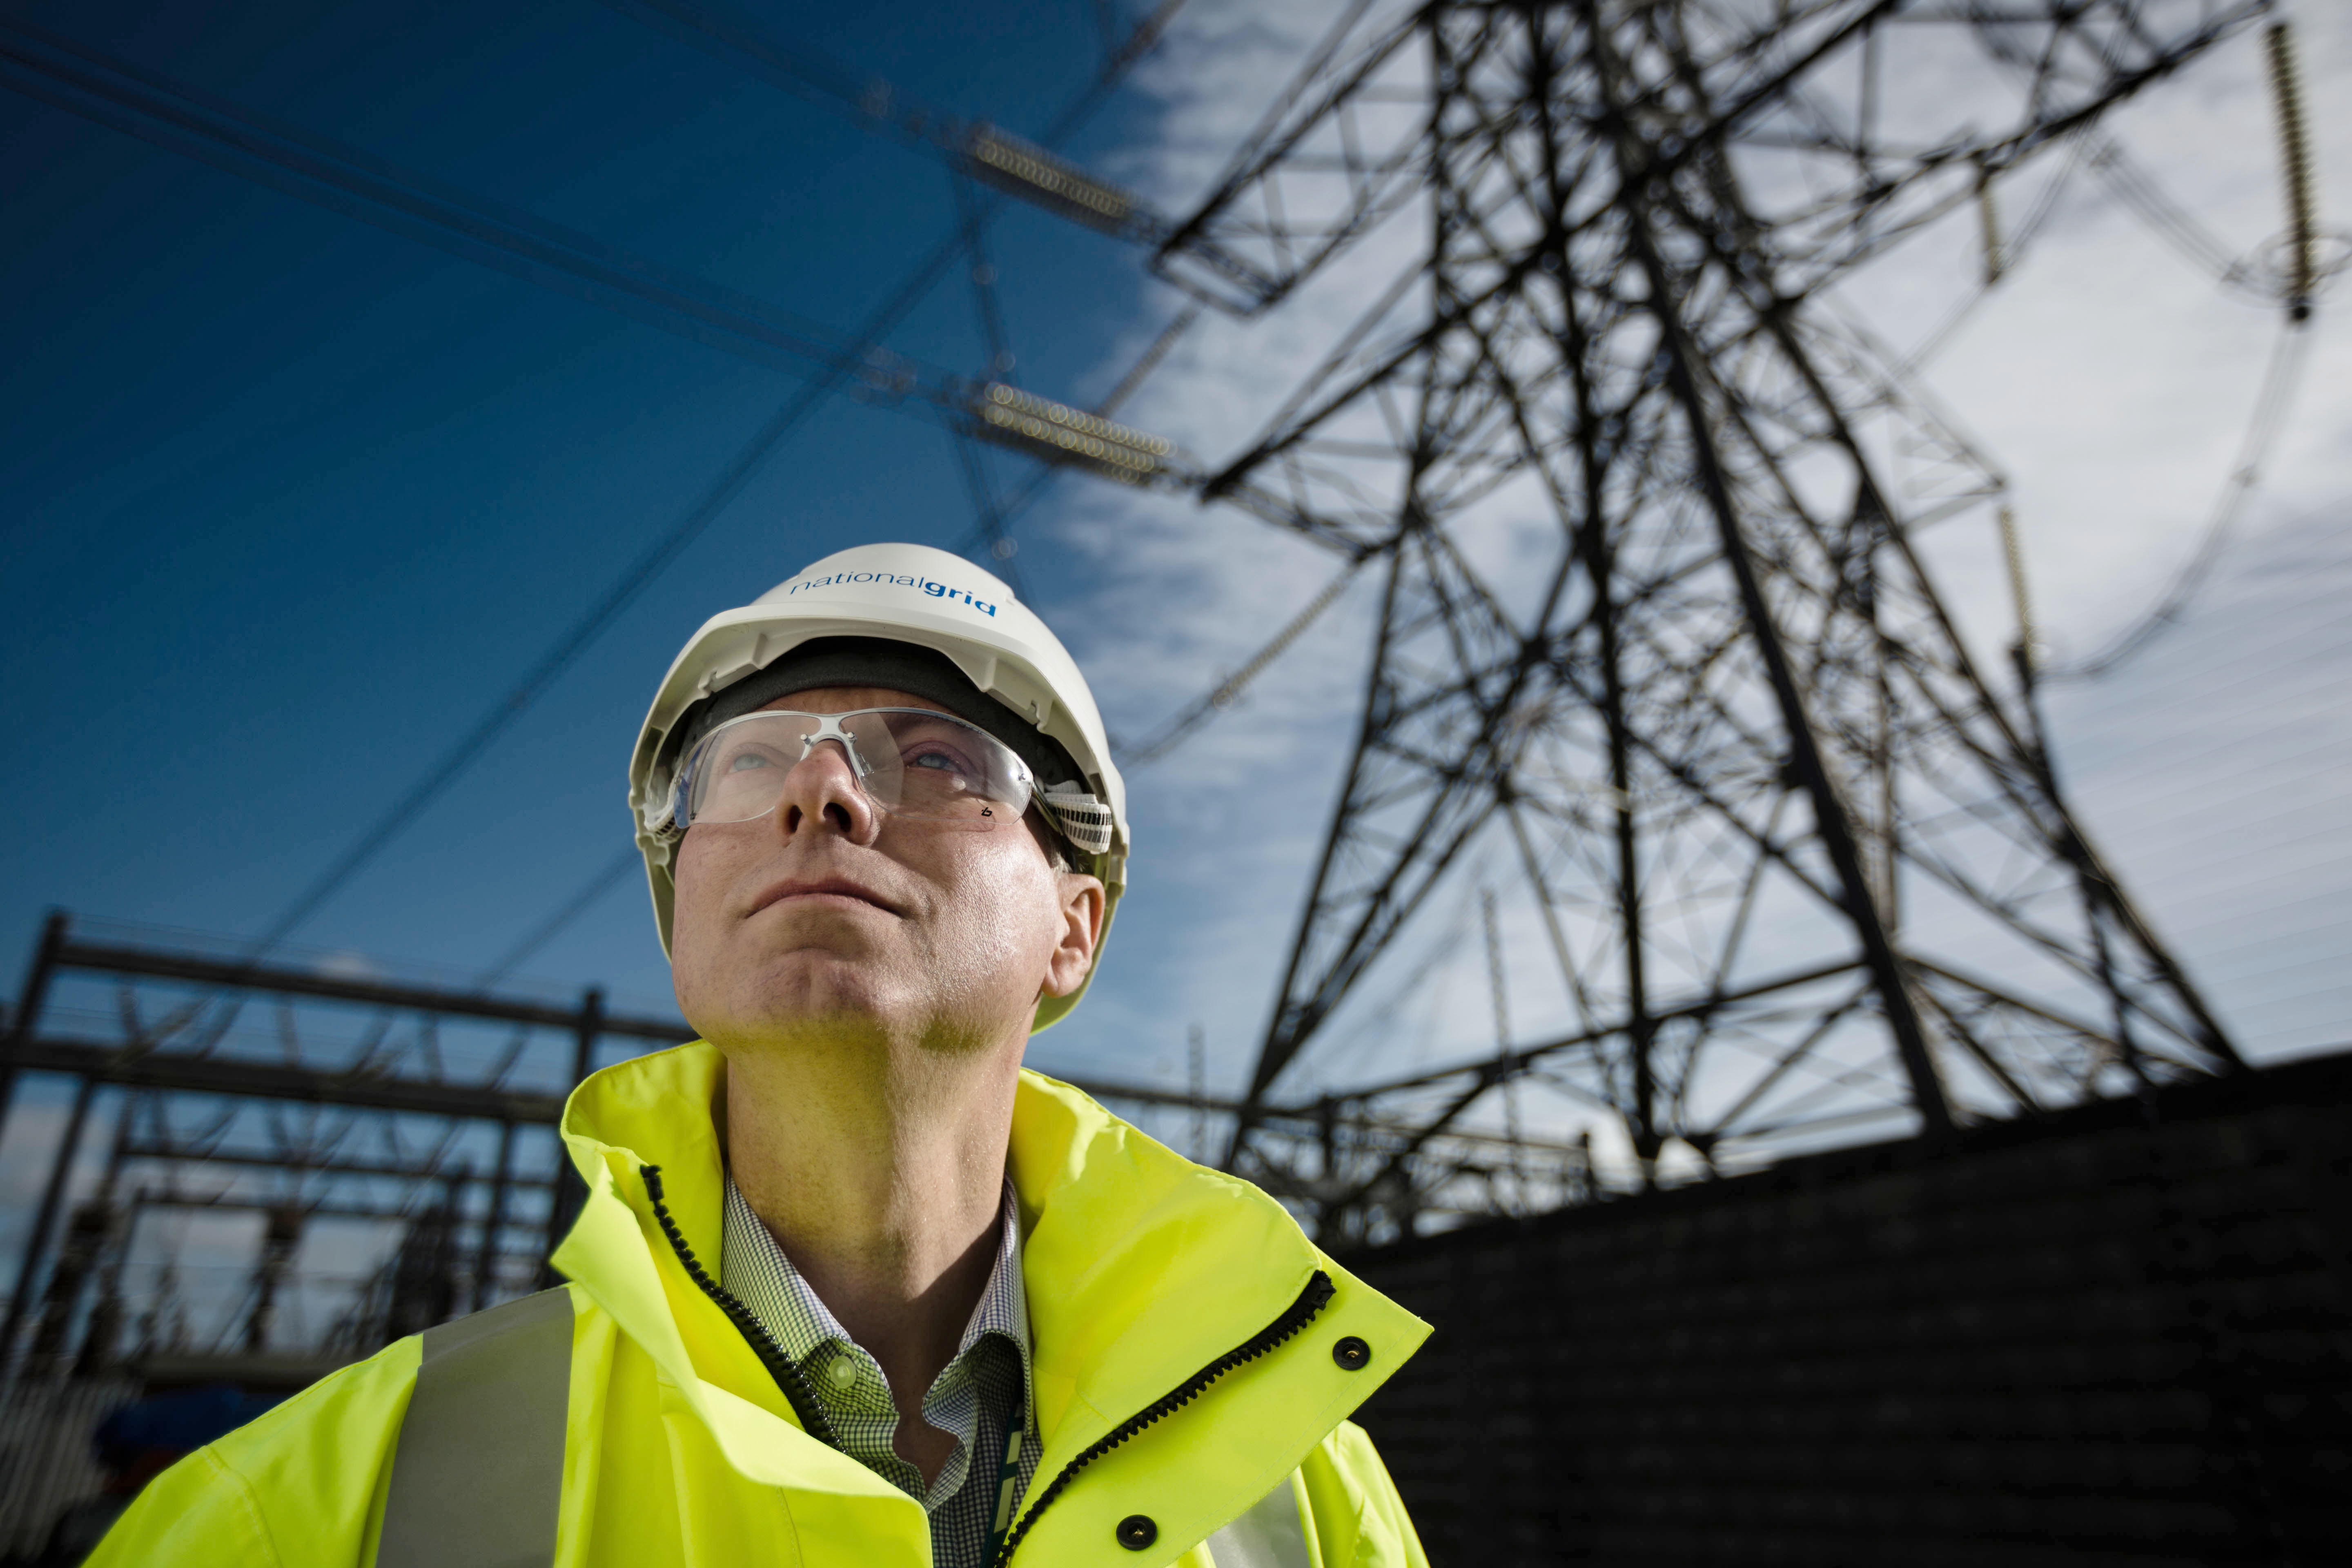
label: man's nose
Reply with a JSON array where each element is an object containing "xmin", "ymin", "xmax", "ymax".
[{"xmin": 775, "ymin": 739, "xmax": 882, "ymax": 846}]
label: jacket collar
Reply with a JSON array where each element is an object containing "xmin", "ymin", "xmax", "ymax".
[{"xmin": 551, "ymin": 1042, "xmax": 1428, "ymax": 1557}]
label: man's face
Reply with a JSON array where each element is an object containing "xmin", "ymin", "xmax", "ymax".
[{"xmin": 668, "ymin": 686, "xmax": 1104, "ymax": 1058}]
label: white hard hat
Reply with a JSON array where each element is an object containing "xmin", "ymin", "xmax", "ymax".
[{"xmin": 629, "ymin": 542, "xmax": 1129, "ymax": 1031}]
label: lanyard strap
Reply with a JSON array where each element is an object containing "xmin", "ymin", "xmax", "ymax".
[{"xmin": 984, "ymin": 1425, "xmax": 1025, "ymax": 1565}]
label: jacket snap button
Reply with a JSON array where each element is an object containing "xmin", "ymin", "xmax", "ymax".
[
  {"xmin": 1332, "ymin": 1336, "xmax": 1372, "ymax": 1371},
  {"xmin": 1116, "ymin": 1514, "xmax": 1158, "ymax": 1550}
]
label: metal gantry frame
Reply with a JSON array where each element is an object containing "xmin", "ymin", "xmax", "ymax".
[
  {"xmin": 0, "ymin": 914, "xmax": 1596, "ymax": 1371},
  {"xmin": 0, "ymin": 913, "xmax": 673, "ymax": 1377},
  {"xmin": 1139, "ymin": 0, "xmax": 2274, "ymax": 1244}
]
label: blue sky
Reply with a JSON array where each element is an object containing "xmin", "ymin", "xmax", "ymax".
[
  {"xmin": 4, "ymin": 0, "xmax": 2349, "ymax": 1177},
  {"xmin": 0, "ymin": 0, "xmax": 1174, "ymax": 1023}
]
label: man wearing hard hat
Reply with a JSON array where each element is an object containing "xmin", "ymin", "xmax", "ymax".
[{"xmin": 93, "ymin": 544, "xmax": 1432, "ymax": 1568}]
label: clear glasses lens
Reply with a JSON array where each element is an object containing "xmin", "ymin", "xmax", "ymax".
[{"xmin": 682, "ymin": 709, "xmax": 1033, "ymax": 829}]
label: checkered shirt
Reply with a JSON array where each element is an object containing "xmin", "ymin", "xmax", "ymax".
[{"xmin": 721, "ymin": 1176, "xmax": 1040, "ymax": 1568}]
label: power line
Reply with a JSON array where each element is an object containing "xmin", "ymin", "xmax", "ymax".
[
  {"xmin": 2053, "ymin": 623, "xmax": 2352, "ymax": 729},
  {"xmin": 0, "ymin": 20, "xmax": 971, "ymax": 410},
  {"xmin": 2089, "ymin": 135, "xmax": 2247, "ymax": 287},
  {"xmin": 467, "ymin": 6, "xmax": 1196, "ymax": 964},
  {"xmin": 2044, "ymin": 317, "xmax": 2316, "ymax": 682},
  {"xmin": 2047, "ymin": 639, "xmax": 2352, "ymax": 754},
  {"xmin": 610, "ymin": 0, "xmax": 1191, "ymax": 185},
  {"xmin": 253, "ymin": 396, "xmax": 798, "ymax": 949},
  {"xmin": 601, "ymin": 0, "xmax": 1177, "ymax": 244},
  {"xmin": 2051, "ymin": 619, "xmax": 2352, "ymax": 733},
  {"xmin": 1094, "ymin": 303, "xmax": 1205, "ymax": 418},
  {"xmin": 2190, "ymin": 923, "xmax": 2352, "ymax": 979},
  {"xmin": 2120, "ymin": 861, "xmax": 2352, "ymax": 934},
  {"xmin": 1895, "ymin": 135, "xmax": 2094, "ymax": 375},
  {"xmin": 253, "ymin": 6, "xmax": 1185, "ymax": 950},
  {"xmin": 471, "ymin": 848, "xmax": 644, "ymax": 992},
  {"xmin": 945, "ymin": 300, "xmax": 1205, "ymax": 560},
  {"xmin": 944, "ymin": 169, "xmax": 1029, "ymax": 596},
  {"xmin": 1116, "ymin": 560, "xmax": 1364, "ymax": 767}
]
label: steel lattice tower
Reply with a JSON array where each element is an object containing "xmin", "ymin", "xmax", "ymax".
[{"xmin": 1146, "ymin": 0, "xmax": 2269, "ymax": 1243}]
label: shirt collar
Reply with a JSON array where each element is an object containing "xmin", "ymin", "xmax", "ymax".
[{"xmin": 720, "ymin": 1174, "xmax": 1033, "ymax": 1422}]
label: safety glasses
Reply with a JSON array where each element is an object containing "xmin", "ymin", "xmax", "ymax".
[{"xmin": 673, "ymin": 707, "xmax": 1036, "ymax": 833}]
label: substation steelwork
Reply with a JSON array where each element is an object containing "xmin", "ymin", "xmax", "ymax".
[
  {"xmin": 0, "ymin": 915, "xmax": 1585, "ymax": 1376},
  {"xmin": 0, "ymin": 915, "xmax": 666, "ymax": 1380},
  {"xmin": 1135, "ymin": 0, "xmax": 2282, "ymax": 1245}
]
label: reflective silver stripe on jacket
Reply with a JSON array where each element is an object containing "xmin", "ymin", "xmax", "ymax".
[
  {"xmin": 379, "ymin": 1286, "xmax": 575, "ymax": 1568},
  {"xmin": 1205, "ymin": 1475, "xmax": 1313, "ymax": 1568},
  {"xmin": 376, "ymin": 1285, "xmax": 1320, "ymax": 1568}
]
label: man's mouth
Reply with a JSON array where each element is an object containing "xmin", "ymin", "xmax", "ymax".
[{"xmin": 748, "ymin": 875, "xmax": 901, "ymax": 918}]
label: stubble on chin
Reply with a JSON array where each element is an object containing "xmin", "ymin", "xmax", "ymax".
[{"xmin": 684, "ymin": 931, "xmax": 902, "ymax": 1053}]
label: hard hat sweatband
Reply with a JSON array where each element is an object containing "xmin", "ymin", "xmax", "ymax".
[{"xmin": 674, "ymin": 636, "xmax": 1082, "ymax": 790}]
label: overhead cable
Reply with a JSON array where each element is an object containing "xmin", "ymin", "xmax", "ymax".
[
  {"xmin": 0, "ymin": 13, "xmax": 1185, "ymax": 954},
  {"xmin": 947, "ymin": 301, "xmax": 1206, "ymax": 559},
  {"xmin": 1118, "ymin": 561, "xmax": 1363, "ymax": 767},
  {"xmin": 1909, "ymin": 24, "xmax": 2314, "ymax": 374},
  {"xmin": 470, "ymin": 8, "xmax": 1192, "ymax": 962},
  {"xmin": 600, "ymin": 0, "xmax": 1202, "ymax": 577},
  {"xmin": 471, "ymin": 848, "xmax": 643, "ymax": 992},
  {"xmin": 601, "ymin": 0, "xmax": 1173, "ymax": 244},
  {"xmin": 945, "ymin": 171, "xmax": 1027, "ymax": 593},
  {"xmin": 2044, "ymin": 317, "xmax": 2315, "ymax": 682},
  {"xmin": 1095, "ymin": 303, "xmax": 1205, "ymax": 419},
  {"xmin": 2089, "ymin": 136, "xmax": 2244, "ymax": 286},
  {"xmin": 2039, "ymin": 18, "xmax": 2330, "ymax": 679},
  {"xmin": 1897, "ymin": 135, "xmax": 2090, "ymax": 375},
  {"xmin": 0, "ymin": 20, "xmax": 989, "ymax": 420},
  {"xmin": 251, "ymin": 340, "xmax": 891, "ymax": 952}
]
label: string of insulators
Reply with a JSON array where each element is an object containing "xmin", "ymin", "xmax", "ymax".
[
  {"xmin": 966, "ymin": 127, "xmax": 1136, "ymax": 230},
  {"xmin": 1997, "ymin": 503, "xmax": 2037, "ymax": 686},
  {"xmin": 1480, "ymin": 887, "xmax": 1511, "ymax": 1055},
  {"xmin": 974, "ymin": 383, "xmax": 1174, "ymax": 482},
  {"xmin": 2265, "ymin": 22, "xmax": 2318, "ymax": 322},
  {"xmin": 1976, "ymin": 163, "xmax": 2005, "ymax": 287}
]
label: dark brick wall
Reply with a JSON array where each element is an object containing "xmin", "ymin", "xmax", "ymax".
[{"xmin": 1345, "ymin": 1055, "xmax": 2352, "ymax": 1566}]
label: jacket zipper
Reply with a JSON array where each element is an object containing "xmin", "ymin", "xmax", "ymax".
[
  {"xmin": 640, "ymin": 1163, "xmax": 843, "ymax": 1451},
  {"xmin": 645, "ymin": 1162, "xmax": 1336, "ymax": 1564},
  {"xmin": 989, "ymin": 1268, "xmax": 1336, "ymax": 1568}
]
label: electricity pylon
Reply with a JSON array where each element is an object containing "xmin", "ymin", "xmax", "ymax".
[{"xmin": 1156, "ymin": 0, "xmax": 2268, "ymax": 1243}]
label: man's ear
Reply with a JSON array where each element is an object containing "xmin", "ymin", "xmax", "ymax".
[{"xmin": 1040, "ymin": 873, "xmax": 1107, "ymax": 999}]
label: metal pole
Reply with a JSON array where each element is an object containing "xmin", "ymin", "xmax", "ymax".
[
  {"xmin": 243, "ymin": 1205, "xmax": 303, "ymax": 1352},
  {"xmin": 0, "ymin": 911, "xmax": 70, "ymax": 1131},
  {"xmin": 1, "ymin": 1074, "xmax": 98, "ymax": 1365},
  {"xmin": 31, "ymin": 1093, "xmax": 134, "ymax": 1362},
  {"xmin": 1187, "ymin": 1025, "xmax": 1206, "ymax": 1163},
  {"xmin": 1591, "ymin": 24, "xmax": 1954, "ymax": 1137},
  {"xmin": 472, "ymin": 1118, "xmax": 517, "ymax": 1313},
  {"xmin": 572, "ymin": 986, "xmax": 603, "ymax": 1090},
  {"xmin": 1523, "ymin": 11, "xmax": 1663, "ymax": 1176},
  {"xmin": 540, "ymin": 987, "xmax": 603, "ymax": 1282},
  {"xmin": 1225, "ymin": 523, "xmax": 1411, "ymax": 1166}
]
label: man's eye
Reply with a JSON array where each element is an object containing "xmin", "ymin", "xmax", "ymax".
[
  {"xmin": 723, "ymin": 752, "xmax": 773, "ymax": 773},
  {"xmin": 908, "ymin": 748, "xmax": 963, "ymax": 773}
]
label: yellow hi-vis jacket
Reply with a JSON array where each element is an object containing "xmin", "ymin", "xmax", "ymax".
[{"xmin": 90, "ymin": 1042, "xmax": 1434, "ymax": 1567}]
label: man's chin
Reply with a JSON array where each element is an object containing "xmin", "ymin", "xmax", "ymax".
[{"xmin": 701, "ymin": 952, "xmax": 904, "ymax": 1042}]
